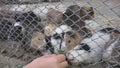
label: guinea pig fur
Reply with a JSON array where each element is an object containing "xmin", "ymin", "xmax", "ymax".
[
  {"xmin": 14, "ymin": 11, "xmax": 43, "ymax": 30},
  {"xmin": 44, "ymin": 21, "xmax": 57, "ymax": 37},
  {"xmin": 49, "ymin": 25, "xmax": 73, "ymax": 54},
  {"xmin": 65, "ymin": 30, "xmax": 84, "ymax": 51},
  {"xmin": 14, "ymin": 11, "xmax": 45, "ymax": 39},
  {"xmin": 46, "ymin": 8, "xmax": 63, "ymax": 25},
  {"xmin": 63, "ymin": 5, "xmax": 86, "ymax": 31},
  {"xmin": 63, "ymin": 5, "xmax": 94, "ymax": 30},
  {"xmin": 31, "ymin": 31, "xmax": 46, "ymax": 51},
  {"xmin": 66, "ymin": 27, "xmax": 120, "ymax": 65},
  {"xmin": 102, "ymin": 28, "xmax": 120, "ymax": 65},
  {"xmin": 80, "ymin": 6, "xmax": 94, "ymax": 20}
]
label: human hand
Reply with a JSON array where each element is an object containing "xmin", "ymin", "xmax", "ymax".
[{"xmin": 24, "ymin": 54, "xmax": 68, "ymax": 68}]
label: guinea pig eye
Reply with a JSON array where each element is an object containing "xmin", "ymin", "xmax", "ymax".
[
  {"xmin": 38, "ymin": 38, "xmax": 41, "ymax": 40},
  {"xmin": 68, "ymin": 40, "xmax": 71, "ymax": 43}
]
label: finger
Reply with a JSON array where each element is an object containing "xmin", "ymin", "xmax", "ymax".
[
  {"xmin": 56, "ymin": 54, "xmax": 66, "ymax": 63},
  {"xmin": 60, "ymin": 61, "xmax": 68, "ymax": 68},
  {"xmin": 43, "ymin": 54, "xmax": 56, "ymax": 58}
]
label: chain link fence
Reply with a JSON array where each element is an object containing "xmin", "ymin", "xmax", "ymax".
[{"xmin": 0, "ymin": 0, "xmax": 120, "ymax": 68}]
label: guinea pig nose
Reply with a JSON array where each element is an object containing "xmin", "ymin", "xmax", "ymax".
[
  {"xmin": 65, "ymin": 52, "xmax": 74, "ymax": 60},
  {"xmin": 65, "ymin": 53, "xmax": 73, "ymax": 65}
]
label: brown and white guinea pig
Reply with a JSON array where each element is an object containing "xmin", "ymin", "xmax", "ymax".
[
  {"xmin": 44, "ymin": 8, "xmax": 64, "ymax": 36},
  {"xmin": 66, "ymin": 27, "xmax": 120, "ymax": 65},
  {"xmin": 80, "ymin": 6, "xmax": 94, "ymax": 20},
  {"xmin": 46, "ymin": 8, "xmax": 63, "ymax": 25},
  {"xmin": 44, "ymin": 21, "xmax": 57, "ymax": 37},
  {"xmin": 30, "ymin": 31, "xmax": 55, "ymax": 55},
  {"xmin": 31, "ymin": 31, "xmax": 46, "ymax": 51},
  {"xmin": 65, "ymin": 30, "xmax": 84, "ymax": 51}
]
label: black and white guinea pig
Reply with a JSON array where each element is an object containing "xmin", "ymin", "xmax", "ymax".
[
  {"xmin": 14, "ymin": 11, "xmax": 45, "ymax": 38},
  {"xmin": 9, "ymin": 22, "xmax": 24, "ymax": 42},
  {"xmin": 63, "ymin": 5, "xmax": 94, "ymax": 28},
  {"xmin": 63, "ymin": 5, "xmax": 94, "ymax": 37},
  {"xmin": 14, "ymin": 11, "xmax": 44, "ymax": 30},
  {"xmin": 63, "ymin": 5, "xmax": 85, "ymax": 31},
  {"xmin": 66, "ymin": 27, "xmax": 120, "ymax": 65},
  {"xmin": 47, "ymin": 25, "xmax": 73, "ymax": 54}
]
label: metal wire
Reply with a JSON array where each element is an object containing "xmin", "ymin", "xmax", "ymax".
[{"xmin": 0, "ymin": 0, "xmax": 120, "ymax": 68}]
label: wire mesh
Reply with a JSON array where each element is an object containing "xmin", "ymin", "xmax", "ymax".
[{"xmin": 0, "ymin": 0, "xmax": 120, "ymax": 68}]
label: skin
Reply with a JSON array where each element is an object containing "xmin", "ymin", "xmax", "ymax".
[{"xmin": 24, "ymin": 54, "xmax": 68, "ymax": 68}]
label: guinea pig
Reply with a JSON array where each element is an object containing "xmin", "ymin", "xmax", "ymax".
[
  {"xmin": 46, "ymin": 8, "xmax": 63, "ymax": 25},
  {"xmin": 102, "ymin": 28, "xmax": 120, "ymax": 66},
  {"xmin": 80, "ymin": 6, "xmax": 94, "ymax": 20},
  {"xmin": 66, "ymin": 27, "xmax": 120, "ymax": 65},
  {"xmin": 14, "ymin": 11, "xmax": 45, "ymax": 40},
  {"xmin": 30, "ymin": 31, "xmax": 53, "ymax": 55},
  {"xmin": 63, "ymin": 5, "xmax": 94, "ymax": 29},
  {"xmin": 44, "ymin": 21, "xmax": 57, "ymax": 37},
  {"xmin": 14, "ymin": 11, "xmax": 41, "ymax": 28},
  {"xmin": 49, "ymin": 25, "xmax": 72, "ymax": 54},
  {"xmin": 9, "ymin": 26, "xmax": 23, "ymax": 42},
  {"xmin": 65, "ymin": 30, "xmax": 84, "ymax": 51},
  {"xmin": 31, "ymin": 31, "xmax": 46, "ymax": 51},
  {"xmin": 63, "ymin": 5, "xmax": 86, "ymax": 31}
]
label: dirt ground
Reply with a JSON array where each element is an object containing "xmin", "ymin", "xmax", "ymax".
[{"xmin": 0, "ymin": 0, "xmax": 120, "ymax": 68}]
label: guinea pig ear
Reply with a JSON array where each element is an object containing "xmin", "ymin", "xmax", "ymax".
[
  {"xmin": 82, "ymin": 6, "xmax": 94, "ymax": 17},
  {"xmin": 82, "ymin": 6, "xmax": 91, "ymax": 11}
]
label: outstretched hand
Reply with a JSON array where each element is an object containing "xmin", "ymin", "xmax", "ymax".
[{"xmin": 24, "ymin": 54, "xmax": 68, "ymax": 68}]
